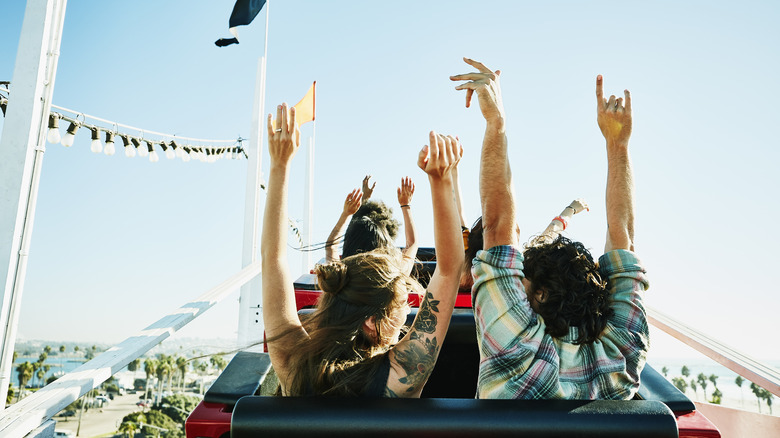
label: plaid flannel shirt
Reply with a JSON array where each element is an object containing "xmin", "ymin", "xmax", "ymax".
[{"xmin": 472, "ymin": 245, "xmax": 649, "ymax": 399}]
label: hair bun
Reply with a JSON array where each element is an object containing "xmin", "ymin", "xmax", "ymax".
[{"xmin": 316, "ymin": 261, "xmax": 349, "ymax": 295}]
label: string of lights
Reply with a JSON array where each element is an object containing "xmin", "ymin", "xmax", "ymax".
[{"xmin": 1, "ymin": 84, "xmax": 247, "ymax": 163}]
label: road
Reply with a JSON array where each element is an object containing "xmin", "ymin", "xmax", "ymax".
[{"xmin": 53, "ymin": 393, "xmax": 146, "ymax": 438}]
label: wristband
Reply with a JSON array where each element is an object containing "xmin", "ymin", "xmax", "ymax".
[
  {"xmin": 552, "ymin": 215, "xmax": 568, "ymax": 230},
  {"xmin": 400, "ymin": 204, "xmax": 410, "ymax": 209}
]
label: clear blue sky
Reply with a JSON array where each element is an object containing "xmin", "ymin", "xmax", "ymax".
[{"xmin": 1, "ymin": 0, "xmax": 778, "ymax": 360}]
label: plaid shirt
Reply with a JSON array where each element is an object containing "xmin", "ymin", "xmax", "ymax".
[{"xmin": 472, "ymin": 245, "xmax": 649, "ymax": 399}]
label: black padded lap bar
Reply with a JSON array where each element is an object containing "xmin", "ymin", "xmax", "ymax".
[
  {"xmin": 203, "ymin": 351, "xmax": 272, "ymax": 407},
  {"xmin": 231, "ymin": 397, "xmax": 677, "ymax": 438},
  {"xmin": 637, "ymin": 363, "xmax": 696, "ymax": 412}
]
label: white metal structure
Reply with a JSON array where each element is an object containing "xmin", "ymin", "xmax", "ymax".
[{"xmin": 0, "ymin": 0, "xmax": 67, "ymax": 408}]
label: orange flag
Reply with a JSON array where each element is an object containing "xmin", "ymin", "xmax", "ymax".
[{"xmin": 293, "ymin": 81, "xmax": 316, "ymax": 126}]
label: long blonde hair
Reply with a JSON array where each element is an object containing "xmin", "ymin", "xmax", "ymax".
[{"xmin": 284, "ymin": 248, "xmax": 423, "ymax": 396}]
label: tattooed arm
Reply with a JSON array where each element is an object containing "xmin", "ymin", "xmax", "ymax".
[{"xmin": 386, "ymin": 132, "xmax": 464, "ymax": 397}]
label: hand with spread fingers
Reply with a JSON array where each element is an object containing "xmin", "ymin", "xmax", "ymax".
[
  {"xmin": 596, "ymin": 75, "xmax": 632, "ymax": 147},
  {"xmin": 267, "ymin": 102, "xmax": 301, "ymax": 166},
  {"xmin": 362, "ymin": 175, "xmax": 376, "ymax": 202},
  {"xmin": 397, "ymin": 177, "xmax": 415, "ymax": 207},
  {"xmin": 343, "ymin": 188, "xmax": 363, "ymax": 215},
  {"xmin": 450, "ymin": 57, "xmax": 505, "ymax": 126},
  {"xmin": 417, "ymin": 131, "xmax": 463, "ymax": 181}
]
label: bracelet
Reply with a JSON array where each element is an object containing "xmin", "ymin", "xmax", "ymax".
[
  {"xmin": 552, "ymin": 216, "xmax": 568, "ymax": 230},
  {"xmin": 400, "ymin": 204, "xmax": 410, "ymax": 209},
  {"xmin": 565, "ymin": 206, "xmax": 576, "ymax": 214}
]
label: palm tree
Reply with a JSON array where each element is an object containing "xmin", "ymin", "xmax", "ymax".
[
  {"xmin": 681, "ymin": 365, "xmax": 690, "ymax": 378},
  {"xmin": 44, "ymin": 345, "xmax": 52, "ymax": 355},
  {"xmin": 177, "ymin": 356, "xmax": 188, "ymax": 391},
  {"xmin": 661, "ymin": 366, "xmax": 669, "ymax": 378},
  {"xmin": 672, "ymin": 377, "xmax": 688, "ymax": 394},
  {"xmin": 210, "ymin": 356, "xmax": 227, "ymax": 373},
  {"xmin": 750, "ymin": 383, "xmax": 762, "ymax": 413},
  {"xmin": 143, "ymin": 359, "xmax": 157, "ymax": 401},
  {"xmin": 35, "ymin": 367, "xmax": 45, "ymax": 388},
  {"xmin": 708, "ymin": 374, "xmax": 719, "ymax": 390},
  {"xmin": 74, "ymin": 345, "xmax": 80, "ymax": 354},
  {"xmin": 697, "ymin": 373, "xmax": 708, "ymax": 400},
  {"xmin": 15, "ymin": 362, "xmax": 33, "ymax": 401},
  {"xmin": 117, "ymin": 420, "xmax": 138, "ymax": 438},
  {"xmin": 155, "ymin": 356, "xmax": 172, "ymax": 405},
  {"xmin": 710, "ymin": 388, "xmax": 723, "ymax": 404},
  {"xmin": 59, "ymin": 345, "xmax": 65, "ymax": 354},
  {"xmin": 762, "ymin": 389, "xmax": 774, "ymax": 414},
  {"xmin": 735, "ymin": 376, "xmax": 745, "ymax": 407},
  {"xmin": 30, "ymin": 362, "xmax": 40, "ymax": 388},
  {"xmin": 690, "ymin": 380, "xmax": 698, "ymax": 400}
]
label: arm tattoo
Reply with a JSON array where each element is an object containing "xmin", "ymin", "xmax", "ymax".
[
  {"xmin": 383, "ymin": 386, "xmax": 399, "ymax": 398},
  {"xmin": 394, "ymin": 333, "xmax": 440, "ymax": 393},
  {"xmin": 414, "ymin": 291, "xmax": 439, "ymax": 334}
]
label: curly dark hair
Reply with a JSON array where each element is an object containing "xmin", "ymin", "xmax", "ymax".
[
  {"xmin": 522, "ymin": 235, "xmax": 612, "ymax": 344},
  {"xmin": 342, "ymin": 200, "xmax": 400, "ymax": 258}
]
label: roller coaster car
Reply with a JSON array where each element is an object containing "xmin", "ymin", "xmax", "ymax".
[{"xmin": 185, "ymin": 248, "xmax": 720, "ymax": 438}]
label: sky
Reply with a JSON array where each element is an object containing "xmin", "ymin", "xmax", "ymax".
[{"xmin": 1, "ymin": 0, "xmax": 778, "ymax": 362}]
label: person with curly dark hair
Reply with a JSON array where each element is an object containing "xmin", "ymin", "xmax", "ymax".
[{"xmin": 451, "ymin": 58, "xmax": 649, "ymax": 399}]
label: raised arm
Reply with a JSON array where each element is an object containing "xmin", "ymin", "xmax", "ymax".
[
  {"xmin": 260, "ymin": 103, "xmax": 307, "ymax": 378},
  {"xmin": 541, "ymin": 198, "xmax": 589, "ymax": 237},
  {"xmin": 450, "ymin": 149, "xmax": 469, "ymax": 231},
  {"xmin": 325, "ymin": 188, "xmax": 363, "ymax": 262},
  {"xmin": 451, "ymin": 58, "xmax": 516, "ymax": 250},
  {"xmin": 397, "ymin": 176, "xmax": 419, "ymax": 275},
  {"xmin": 596, "ymin": 75, "xmax": 635, "ymax": 252},
  {"xmin": 361, "ymin": 175, "xmax": 376, "ymax": 205},
  {"xmin": 386, "ymin": 132, "xmax": 464, "ymax": 397}
]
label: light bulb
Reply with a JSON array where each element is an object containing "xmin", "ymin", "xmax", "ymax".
[
  {"xmin": 160, "ymin": 142, "xmax": 175, "ymax": 159},
  {"xmin": 188, "ymin": 148, "xmax": 198, "ymax": 160},
  {"xmin": 145, "ymin": 141, "xmax": 156, "ymax": 161},
  {"xmin": 47, "ymin": 114, "xmax": 61, "ymax": 144},
  {"xmin": 181, "ymin": 151, "xmax": 191, "ymax": 162},
  {"xmin": 104, "ymin": 132, "xmax": 116, "ymax": 156},
  {"xmin": 172, "ymin": 140, "xmax": 183, "ymax": 158},
  {"xmin": 61, "ymin": 122, "xmax": 79, "ymax": 147},
  {"xmin": 231, "ymin": 148, "xmax": 238, "ymax": 160},
  {"xmin": 137, "ymin": 140, "xmax": 149, "ymax": 158},
  {"xmin": 90, "ymin": 128, "xmax": 103, "ymax": 153},
  {"xmin": 123, "ymin": 136, "xmax": 136, "ymax": 157}
]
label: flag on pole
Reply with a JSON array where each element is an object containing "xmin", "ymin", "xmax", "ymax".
[
  {"xmin": 293, "ymin": 81, "xmax": 316, "ymax": 126},
  {"xmin": 215, "ymin": 0, "xmax": 268, "ymax": 47}
]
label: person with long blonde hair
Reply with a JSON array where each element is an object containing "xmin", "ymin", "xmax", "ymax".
[{"xmin": 261, "ymin": 102, "xmax": 464, "ymax": 397}]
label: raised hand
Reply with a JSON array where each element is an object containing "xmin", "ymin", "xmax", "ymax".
[
  {"xmin": 596, "ymin": 75, "xmax": 632, "ymax": 147},
  {"xmin": 418, "ymin": 131, "xmax": 463, "ymax": 180},
  {"xmin": 267, "ymin": 103, "xmax": 301, "ymax": 166},
  {"xmin": 362, "ymin": 175, "xmax": 376, "ymax": 201},
  {"xmin": 450, "ymin": 57, "xmax": 505, "ymax": 125},
  {"xmin": 343, "ymin": 188, "xmax": 363, "ymax": 215},
  {"xmin": 397, "ymin": 177, "xmax": 415, "ymax": 206},
  {"xmin": 568, "ymin": 198, "xmax": 589, "ymax": 215}
]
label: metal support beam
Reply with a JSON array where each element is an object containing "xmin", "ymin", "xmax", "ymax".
[
  {"xmin": 0, "ymin": 0, "xmax": 67, "ymax": 408},
  {"xmin": 237, "ymin": 55, "xmax": 267, "ymax": 349}
]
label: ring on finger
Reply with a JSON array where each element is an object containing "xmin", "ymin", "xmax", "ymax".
[{"xmin": 275, "ymin": 128, "xmax": 282, "ymax": 133}]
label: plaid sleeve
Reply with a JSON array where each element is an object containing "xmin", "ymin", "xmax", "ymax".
[{"xmin": 598, "ymin": 250, "xmax": 650, "ymax": 383}]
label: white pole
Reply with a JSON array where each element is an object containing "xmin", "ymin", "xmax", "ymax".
[
  {"xmin": 0, "ymin": 0, "xmax": 67, "ymax": 408},
  {"xmin": 237, "ymin": 2, "xmax": 270, "ymax": 349},
  {"xmin": 301, "ymin": 121, "xmax": 316, "ymax": 273}
]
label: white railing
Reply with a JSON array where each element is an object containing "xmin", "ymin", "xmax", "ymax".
[
  {"xmin": 0, "ymin": 262, "xmax": 260, "ymax": 438},
  {"xmin": 647, "ymin": 306, "xmax": 780, "ymax": 397}
]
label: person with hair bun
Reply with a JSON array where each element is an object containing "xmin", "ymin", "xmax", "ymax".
[{"xmin": 261, "ymin": 102, "xmax": 464, "ymax": 397}]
